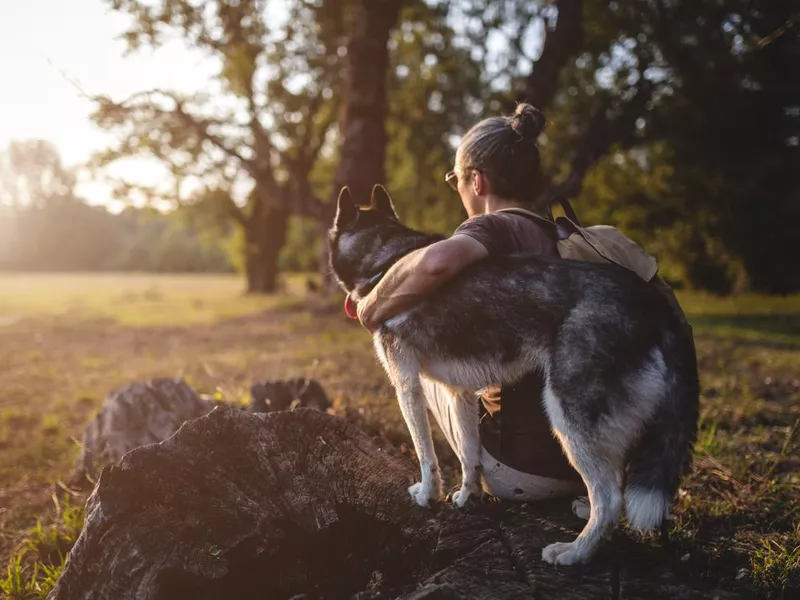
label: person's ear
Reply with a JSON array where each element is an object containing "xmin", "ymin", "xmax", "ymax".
[{"xmin": 473, "ymin": 170, "xmax": 487, "ymax": 196}]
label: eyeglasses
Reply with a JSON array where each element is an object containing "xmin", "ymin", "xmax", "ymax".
[
  {"xmin": 445, "ymin": 167, "xmax": 477, "ymax": 191},
  {"xmin": 444, "ymin": 170, "xmax": 459, "ymax": 191}
]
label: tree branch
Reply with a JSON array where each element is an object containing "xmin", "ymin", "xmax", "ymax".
[
  {"xmin": 519, "ymin": 0, "xmax": 583, "ymax": 110},
  {"xmin": 96, "ymin": 90, "xmax": 262, "ymax": 181},
  {"xmin": 550, "ymin": 78, "xmax": 655, "ymax": 199}
]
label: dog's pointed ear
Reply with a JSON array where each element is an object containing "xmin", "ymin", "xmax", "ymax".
[
  {"xmin": 334, "ymin": 186, "xmax": 357, "ymax": 229},
  {"xmin": 370, "ymin": 184, "xmax": 398, "ymax": 220}
]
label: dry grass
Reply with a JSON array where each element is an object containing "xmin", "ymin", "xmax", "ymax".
[{"xmin": 0, "ymin": 273, "xmax": 798, "ymax": 598}]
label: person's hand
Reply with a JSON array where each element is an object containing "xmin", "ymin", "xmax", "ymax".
[{"xmin": 356, "ymin": 288, "xmax": 380, "ymax": 332}]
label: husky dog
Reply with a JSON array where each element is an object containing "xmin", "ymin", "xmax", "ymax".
[{"xmin": 328, "ymin": 185, "xmax": 699, "ymax": 565}]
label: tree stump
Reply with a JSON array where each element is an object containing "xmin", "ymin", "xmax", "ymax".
[
  {"xmin": 72, "ymin": 378, "xmax": 213, "ymax": 484},
  {"xmin": 52, "ymin": 408, "xmax": 742, "ymax": 600},
  {"xmin": 249, "ymin": 378, "xmax": 332, "ymax": 413}
]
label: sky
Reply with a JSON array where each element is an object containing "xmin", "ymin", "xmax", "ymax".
[{"xmin": 0, "ymin": 0, "xmax": 218, "ymax": 206}]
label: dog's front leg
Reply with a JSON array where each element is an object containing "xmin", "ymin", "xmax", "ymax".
[
  {"xmin": 396, "ymin": 375, "xmax": 443, "ymax": 506},
  {"xmin": 375, "ymin": 339, "xmax": 442, "ymax": 506}
]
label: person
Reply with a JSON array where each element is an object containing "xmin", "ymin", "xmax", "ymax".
[{"xmin": 356, "ymin": 103, "xmax": 586, "ymax": 501}]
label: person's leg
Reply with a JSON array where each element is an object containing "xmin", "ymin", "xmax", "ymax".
[
  {"xmin": 424, "ymin": 377, "xmax": 586, "ymax": 502},
  {"xmin": 481, "ymin": 449, "xmax": 585, "ymax": 501},
  {"xmin": 420, "ymin": 377, "xmax": 481, "ymax": 505}
]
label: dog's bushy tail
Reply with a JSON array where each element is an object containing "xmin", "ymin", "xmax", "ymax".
[{"xmin": 624, "ymin": 328, "xmax": 699, "ymax": 532}]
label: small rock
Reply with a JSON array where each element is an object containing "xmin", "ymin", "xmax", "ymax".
[
  {"xmin": 681, "ymin": 553, "xmax": 691, "ymax": 562},
  {"xmin": 736, "ymin": 567, "xmax": 750, "ymax": 581}
]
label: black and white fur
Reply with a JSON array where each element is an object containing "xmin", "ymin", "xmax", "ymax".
[{"xmin": 328, "ymin": 185, "xmax": 699, "ymax": 565}]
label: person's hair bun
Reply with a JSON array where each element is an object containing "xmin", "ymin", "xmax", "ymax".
[{"xmin": 509, "ymin": 104, "xmax": 546, "ymax": 142}]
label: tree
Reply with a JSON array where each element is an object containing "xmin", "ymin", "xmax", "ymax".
[
  {"xmin": 452, "ymin": 0, "xmax": 799, "ymax": 292},
  {"xmin": 642, "ymin": 0, "xmax": 800, "ymax": 292},
  {"xmin": 0, "ymin": 140, "xmax": 76, "ymax": 208},
  {"xmin": 384, "ymin": 1, "xmax": 484, "ymax": 233},
  {"xmin": 93, "ymin": 0, "xmax": 345, "ymax": 293},
  {"xmin": 89, "ymin": 0, "xmax": 798, "ymax": 292},
  {"xmin": 0, "ymin": 141, "xmax": 117, "ymax": 272},
  {"xmin": 310, "ymin": 0, "xmax": 409, "ymax": 289}
]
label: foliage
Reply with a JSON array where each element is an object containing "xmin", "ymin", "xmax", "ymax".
[
  {"xmin": 542, "ymin": 0, "xmax": 799, "ymax": 292},
  {"xmin": 91, "ymin": 0, "xmax": 347, "ymax": 291},
  {"xmin": 0, "ymin": 140, "xmax": 76, "ymax": 209},
  {"xmin": 0, "ymin": 203, "xmax": 234, "ymax": 274},
  {"xmin": 2, "ymin": 1, "xmax": 798, "ymax": 292},
  {"xmin": 401, "ymin": 0, "xmax": 800, "ymax": 292}
]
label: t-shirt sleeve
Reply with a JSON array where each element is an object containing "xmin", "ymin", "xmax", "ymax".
[{"xmin": 453, "ymin": 213, "xmax": 515, "ymax": 256}]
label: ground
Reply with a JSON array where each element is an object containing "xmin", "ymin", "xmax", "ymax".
[{"xmin": 0, "ymin": 273, "xmax": 798, "ymax": 598}]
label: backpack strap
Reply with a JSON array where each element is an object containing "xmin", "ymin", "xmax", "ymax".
[
  {"xmin": 553, "ymin": 196, "xmax": 582, "ymax": 227},
  {"xmin": 500, "ymin": 197, "xmax": 582, "ymax": 228}
]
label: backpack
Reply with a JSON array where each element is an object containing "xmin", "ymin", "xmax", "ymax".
[{"xmin": 501, "ymin": 199, "xmax": 687, "ymax": 324}]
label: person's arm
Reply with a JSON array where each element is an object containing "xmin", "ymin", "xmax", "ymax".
[{"xmin": 357, "ymin": 234, "xmax": 488, "ymax": 331}]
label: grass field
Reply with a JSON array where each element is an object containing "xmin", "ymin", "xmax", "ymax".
[{"xmin": 1, "ymin": 273, "xmax": 798, "ymax": 598}]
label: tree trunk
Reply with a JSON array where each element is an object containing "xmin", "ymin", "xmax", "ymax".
[
  {"xmin": 245, "ymin": 208, "xmax": 289, "ymax": 294},
  {"xmin": 519, "ymin": 0, "xmax": 583, "ymax": 110},
  {"xmin": 50, "ymin": 406, "xmax": 742, "ymax": 600},
  {"xmin": 320, "ymin": 0, "xmax": 406, "ymax": 291}
]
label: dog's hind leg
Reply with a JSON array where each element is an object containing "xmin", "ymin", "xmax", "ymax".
[
  {"xmin": 541, "ymin": 387, "xmax": 624, "ymax": 565},
  {"xmin": 422, "ymin": 378, "xmax": 481, "ymax": 507},
  {"xmin": 541, "ymin": 450, "xmax": 623, "ymax": 565}
]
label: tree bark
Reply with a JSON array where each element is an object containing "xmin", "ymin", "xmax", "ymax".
[
  {"xmin": 519, "ymin": 0, "xmax": 583, "ymax": 110},
  {"xmin": 245, "ymin": 207, "xmax": 289, "ymax": 294},
  {"xmin": 72, "ymin": 379, "xmax": 213, "ymax": 486},
  {"xmin": 51, "ymin": 406, "xmax": 742, "ymax": 600},
  {"xmin": 320, "ymin": 0, "xmax": 407, "ymax": 291}
]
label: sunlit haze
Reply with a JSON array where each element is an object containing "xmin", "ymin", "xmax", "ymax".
[{"xmin": 0, "ymin": 0, "xmax": 219, "ymax": 208}]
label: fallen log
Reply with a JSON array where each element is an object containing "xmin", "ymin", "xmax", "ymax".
[
  {"xmin": 72, "ymin": 376, "xmax": 334, "ymax": 487},
  {"xmin": 52, "ymin": 408, "xmax": 742, "ymax": 599}
]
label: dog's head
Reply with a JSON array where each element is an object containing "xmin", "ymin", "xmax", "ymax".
[{"xmin": 327, "ymin": 185, "xmax": 408, "ymax": 303}]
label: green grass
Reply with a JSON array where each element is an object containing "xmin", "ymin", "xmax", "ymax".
[
  {"xmin": 680, "ymin": 291, "xmax": 800, "ymax": 347},
  {"xmin": 0, "ymin": 273, "xmax": 309, "ymax": 326},
  {"xmin": 0, "ymin": 274, "xmax": 798, "ymax": 597},
  {"xmin": 752, "ymin": 539, "xmax": 800, "ymax": 595},
  {"xmin": 1, "ymin": 497, "xmax": 85, "ymax": 599}
]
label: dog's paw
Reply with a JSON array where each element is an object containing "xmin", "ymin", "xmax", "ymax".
[
  {"xmin": 452, "ymin": 481, "xmax": 480, "ymax": 508},
  {"xmin": 541, "ymin": 541, "xmax": 587, "ymax": 566},
  {"xmin": 572, "ymin": 496, "xmax": 591, "ymax": 521},
  {"xmin": 408, "ymin": 482, "xmax": 439, "ymax": 507}
]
